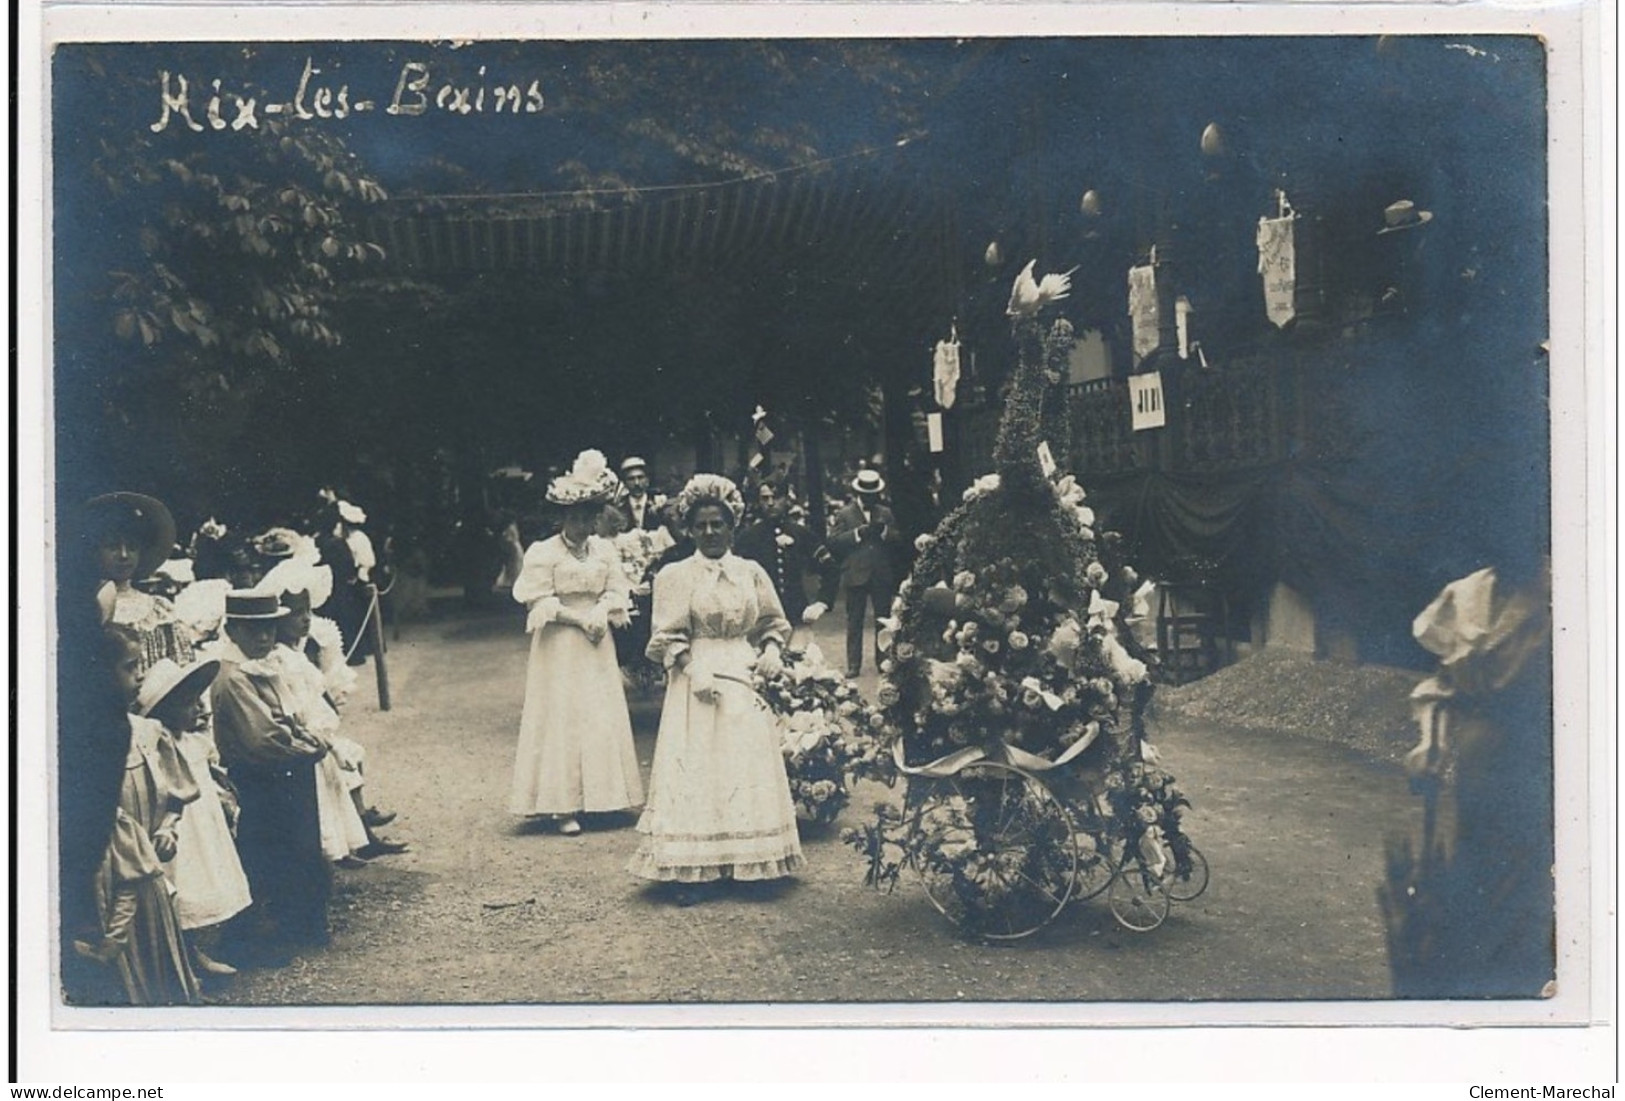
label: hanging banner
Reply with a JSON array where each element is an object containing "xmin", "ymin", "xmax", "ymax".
[
  {"xmin": 933, "ymin": 339, "xmax": 961, "ymax": 409},
  {"xmin": 927, "ymin": 412, "xmax": 944, "ymax": 454},
  {"xmin": 1256, "ymin": 214, "xmax": 1297, "ymax": 329},
  {"xmin": 1127, "ymin": 263, "xmax": 1160, "ymax": 364},
  {"xmin": 1175, "ymin": 295, "xmax": 1193, "ymax": 360},
  {"xmin": 1036, "ymin": 440, "xmax": 1057, "ymax": 478},
  {"xmin": 1129, "ymin": 372, "xmax": 1166, "ymax": 431}
]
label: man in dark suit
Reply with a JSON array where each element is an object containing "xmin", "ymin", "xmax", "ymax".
[
  {"xmin": 615, "ymin": 457, "xmax": 669, "ymax": 534},
  {"xmin": 818, "ymin": 469, "xmax": 903, "ymax": 677},
  {"xmin": 736, "ymin": 481, "xmax": 824, "ymax": 626}
]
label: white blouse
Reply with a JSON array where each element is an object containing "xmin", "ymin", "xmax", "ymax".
[
  {"xmin": 512, "ymin": 535, "xmax": 633, "ymax": 633},
  {"xmin": 646, "ymin": 552, "xmax": 791, "ymax": 670}
]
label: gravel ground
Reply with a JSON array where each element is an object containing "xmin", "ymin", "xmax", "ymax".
[{"xmin": 1154, "ymin": 650, "xmax": 1423, "ymax": 765}]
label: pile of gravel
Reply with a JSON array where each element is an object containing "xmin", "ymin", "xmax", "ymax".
[{"xmin": 1151, "ymin": 649, "xmax": 1424, "ymax": 764}]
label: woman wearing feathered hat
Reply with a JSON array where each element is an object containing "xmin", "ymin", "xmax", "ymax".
[{"xmin": 509, "ymin": 450, "xmax": 644, "ymax": 834}]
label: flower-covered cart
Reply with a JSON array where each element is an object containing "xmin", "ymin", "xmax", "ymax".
[{"xmin": 843, "ymin": 263, "xmax": 1208, "ymax": 940}]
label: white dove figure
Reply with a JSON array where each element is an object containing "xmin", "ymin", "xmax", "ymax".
[{"xmin": 1006, "ymin": 260, "xmax": 1078, "ymax": 317}]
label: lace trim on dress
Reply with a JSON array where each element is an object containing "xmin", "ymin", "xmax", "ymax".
[{"xmin": 626, "ymin": 852, "xmax": 806, "ymax": 884}]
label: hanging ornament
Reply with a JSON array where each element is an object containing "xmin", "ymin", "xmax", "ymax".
[
  {"xmin": 984, "ymin": 240, "xmax": 1003, "ymax": 267},
  {"xmin": 1200, "ymin": 123, "xmax": 1226, "ymax": 158},
  {"xmin": 1079, "ymin": 189, "xmax": 1103, "ymax": 217}
]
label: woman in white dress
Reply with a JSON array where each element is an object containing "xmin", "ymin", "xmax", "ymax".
[
  {"xmin": 510, "ymin": 450, "xmax": 643, "ymax": 834},
  {"xmin": 629, "ymin": 474, "xmax": 804, "ymax": 901}
]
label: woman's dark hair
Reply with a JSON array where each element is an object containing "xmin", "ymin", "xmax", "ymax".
[{"xmin": 102, "ymin": 622, "xmax": 142, "ymax": 658}]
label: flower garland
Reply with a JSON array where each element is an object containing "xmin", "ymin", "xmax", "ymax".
[{"xmin": 751, "ymin": 642, "xmax": 886, "ymax": 825}]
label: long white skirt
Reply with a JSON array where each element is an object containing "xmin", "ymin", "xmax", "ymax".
[
  {"xmin": 165, "ymin": 729, "xmax": 252, "ymax": 930},
  {"xmin": 509, "ymin": 614, "xmax": 643, "ymax": 816},
  {"xmin": 629, "ymin": 637, "xmax": 804, "ymax": 883},
  {"xmin": 316, "ymin": 748, "xmax": 370, "ymax": 861}
]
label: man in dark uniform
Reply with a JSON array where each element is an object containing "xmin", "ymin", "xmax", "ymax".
[
  {"xmin": 819, "ymin": 469, "xmax": 903, "ymax": 677},
  {"xmin": 735, "ymin": 481, "xmax": 823, "ymax": 627}
]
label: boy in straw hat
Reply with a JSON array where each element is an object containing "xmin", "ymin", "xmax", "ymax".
[
  {"xmin": 207, "ymin": 590, "xmax": 332, "ymax": 964},
  {"xmin": 136, "ymin": 656, "xmax": 250, "ymax": 981}
]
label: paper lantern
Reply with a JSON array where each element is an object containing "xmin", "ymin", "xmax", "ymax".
[
  {"xmin": 1200, "ymin": 123, "xmax": 1226, "ymax": 158},
  {"xmin": 1080, "ymin": 189, "xmax": 1103, "ymax": 217},
  {"xmin": 984, "ymin": 240, "xmax": 1003, "ymax": 267}
]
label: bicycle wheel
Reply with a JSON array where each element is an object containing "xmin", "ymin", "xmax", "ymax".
[
  {"xmin": 1071, "ymin": 826, "xmax": 1115, "ymax": 901},
  {"xmin": 909, "ymin": 762, "xmax": 1078, "ymax": 940},
  {"xmin": 1166, "ymin": 843, "xmax": 1210, "ymax": 903},
  {"xmin": 1107, "ymin": 854, "xmax": 1171, "ymax": 932}
]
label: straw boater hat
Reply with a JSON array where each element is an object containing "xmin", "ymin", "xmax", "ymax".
[
  {"xmin": 134, "ymin": 657, "xmax": 221, "ymax": 719},
  {"xmin": 620, "ymin": 456, "xmax": 649, "ymax": 476},
  {"xmin": 85, "ymin": 492, "xmax": 178, "ymax": 580},
  {"xmin": 1378, "ymin": 199, "xmax": 1433, "ymax": 235},
  {"xmin": 224, "ymin": 590, "xmax": 289, "ymax": 620},
  {"xmin": 548, "ymin": 449, "xmax": 621, "ymax": 507},
  {"xmin": 851, "ymin": 469, "xmax": 887, "ymax": 496}
]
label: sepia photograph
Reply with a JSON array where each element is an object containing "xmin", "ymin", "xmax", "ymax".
[{"xmin": 18, "ymin": 0, "xmax": 1611, "ymax": 1082}]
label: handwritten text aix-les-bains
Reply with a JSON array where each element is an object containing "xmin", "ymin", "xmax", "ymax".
[{"xmin": 151, "ymin": 57, "xmax": 545, "ymax": 134}]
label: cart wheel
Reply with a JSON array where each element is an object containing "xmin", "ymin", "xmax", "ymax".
[
  {"xmin": 1107, "ymin": 855, "xmax": 1172, "ymax": 932},
  {"xmin": 1071, "ymin": 828, "xmax": 1115, "ymax": 901},
  {"xmin": 1166, "ymin": 843, "xmax": 1210, "ymax": 903},
  {"xmin": 909, "ymin": 762, "xmax": 1078, "ymax": 940}
]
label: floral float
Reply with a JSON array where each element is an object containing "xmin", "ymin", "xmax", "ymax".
[{"xmin": 843, "ymin": 261, "xmax": 1198, "ymax": 935}]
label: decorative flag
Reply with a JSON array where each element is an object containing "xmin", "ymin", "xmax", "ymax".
[
  {"xmin": 933, "ymin": 338, "xmax": 961, "ymax": 409},
  {"xmin": 1129, "ymin": 372, "xmax": 1166, "ymax": 432},
  {"xmin": 927, "ymin": 412, "xmax": 945, "ymax": 454},
  {"xmin": 1128, "ymin": 263, "xmax": 1160, "ymax": 364},
  {"xmin": 1257, "ymin": 213, "xmax": 1297, "ymax": 328},
  {"xmin": 751, "ymin": 404, "xmax": 774, "ymax": 447}
]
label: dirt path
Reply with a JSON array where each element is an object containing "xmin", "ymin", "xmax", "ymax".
[{"xmin": 221, "ymin": 600, "xmax": 1422, "ymax": 1006}]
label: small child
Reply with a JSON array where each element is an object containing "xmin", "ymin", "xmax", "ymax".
[
  {"xmin": 74, "ymin": 627, "xmax": 202, "ymax": 1005},
  {"xmin": 136, "ymin": 657, "xmax": 252, "ymax": 980}
]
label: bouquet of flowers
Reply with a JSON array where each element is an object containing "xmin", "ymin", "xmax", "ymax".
[{"xmin": 752, "ymin": 642, "xmax": 886, "ymax": 825}]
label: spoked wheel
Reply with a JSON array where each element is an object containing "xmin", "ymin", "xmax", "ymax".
[
  {"xmin": 908, "ymin": 762, "xmax": 1078, "ymax": 940},
  {"xmin": 1165, "ymin": 843, "xmax": 1210, "ymax": 903},
  {"xmin": 1107, "ymin": 851, "xmax": 1172, "ymax": 933}
]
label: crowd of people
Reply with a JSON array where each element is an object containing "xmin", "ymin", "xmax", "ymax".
[
  {"xmin": 59, "ymin": 490, "xmax": 407, "ymax": 1007},
  {"xmin": 54, "ymin": 452, "xmax": 1555, "ymax": 1001}
]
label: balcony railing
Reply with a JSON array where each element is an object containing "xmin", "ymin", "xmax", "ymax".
[{"xmin": 957, "ymin": 349, "xmax": 1361, "ymax": 481}]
